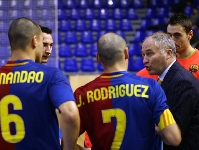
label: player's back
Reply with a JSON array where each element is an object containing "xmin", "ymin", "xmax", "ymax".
[
  {"xmin": 75, "ymin": 71, "xmax": 168, "ymax": 150},
  {"xmin": 0, "ymin": 60, "xmax": 63, "ymax": 150}
]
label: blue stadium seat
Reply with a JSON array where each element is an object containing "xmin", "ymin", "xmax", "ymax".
[
  {"xmin": 75, "ymin": 19, "xmax": 87, "ymax": 31},
  {"xmin": 98, "ymin": 8, "xmax": 109, "ymax": 19},
  {"xmin": 58, "ymin": 9, "xmax": 67, "ymax": 20},
  {"xmin": 92, "ymin": 0, "xmax": 103, "ymax": 8},
  {"xmin": 65, "ymin": 0, "xmax": 76, "ymax": 9},
  {"xmin": 74, "ymin": 43, "xmax": 88, "ymax": 57},
  {"xmin": 106, "ymin": 0, "xmax": 118, "ymax": 8},
  {"xmin": 90, "ymin": 43, "xmax": 98, "ymax": 57},
  {"xmin": 139, "ymin": 18, "xmax": 152, "ymax": 30},
  {"xmin": 153, "ymin": 18, "xmax": 165, "ymax": 26},
  {"xmin": 58, "ymin": 0, "xmax": 63, "ymax": 9},
  {"xmin": 0, "ymin": 10, "xmax": 10, "ymax": 21},
  {"xmin": 126, "ymin": 8, "xmax": 138, "ymax": 20},
  {"xmin": 112, "ymin": 8, "xmax": 123, "ymax": 19},
  {"xmin": 39, "ymin": 9, "xmax": 54, "ymax": 20},
  {"xmin": 97, "ymin": 63, "xmax": 104, "ymax": 71},
  {"xmin": 84, "ymin": 8, "xmax": 95, "ymax": 20},
  {"xmin": 150, "ymin": 0, "xmax": 163, "ymax": 7},
  {"xmin": 96, "ymin": 31, "xmax": 107, "ymax": 41},
  {"xmin": 81, "ymin": 31, "xmax": 94, "ymax": 43},
  {"xmin": 0, "ymin": 46, "xmax": 10, "ymax": 58},
  {"xmin": 36, "ymin": 0, "xmax": 46, "ymax": 8},
  {"xmin": 70, "ymin": 8, "xmax": 80, "ymax": 20},
  {"xmin": 119, "ymin": 0, "xmax": 129, "ymax": 8},
  {"xmin": 0, "ymin": 21, "xmax": 9, "ymax": 32},
  {"xmin": 147, "ymin": 30, "xmax": 157, "ymax": 36},
  {"xmin": 64, "ymin": 31, "xmax": 78, "ymax": 44},
  {"xmin": 0, "ymin": 0, "xmax": 10, "ymax": 9},
  {"xmin": 116, "ymin": 30, "xmax": 126, "ymax": 40},
  {"xmin": 184, "ymin": 5, "xmax": 193, "ymax": 16},
  {"xmin": 58, "ymin": 32, "xmax": 63, "ymax": 44},
  {"xmin": 145, "ymin": 8, "xmax": 157, "ymax": 18},
  {"xmin": 128, "ymin": 57, "xmax": 144, "ymax": 71},
  {"xmin": 64, "ymin": 58, "xmax": 78, "ymax": 72},
  {"xmin": 0, "ymin": 33, "xmax": 9, "ymax": 45},
  {"xmin": 78, "ymin": 0, "xmax": 89, "ymax": 9},
  {"xmin": 159, "ymin": 7, "xmax": 170, "ymax": 18},
  {"xmin": 132, "ymin": 0, "xmax": 144, "ymax": 8},
  {"xmin": 59, "ymin": 44, "xmax": 72, "ymax": 57},
  {"xmin": 128, "ymin": 43, "xmax": 141, "ymax": 57},
  {"xmin": 11, "ymin": 0, "xmax": 23, "ymax": 9},
  {"xmin": 59, "ymin": 20, "xmax": 71, "ymax": 32},
  {"xmin": 10, "ymin": 10, "xmax": 23, "ymax": 20},
  {"xmin": 120, "ymin": 19, "xmax": 133, "ymax": 31},
  {"xmin": 81, "ymin": 58, "xmax": 95, "ymax": 72},
  {"xmin": 105, "ymin": 19, "xmax": 117, "ymax": 31},
  {"xmin": 132, "ymin": 30, "xmax": 146, "ymax": 43},
  {"xmin": 90, "ymin": 19, "xmax": 101, "ymax": 31}
]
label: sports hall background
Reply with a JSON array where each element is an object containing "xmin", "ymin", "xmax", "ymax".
[{"xmin": 0, "ymin": 0, "xmax": 198, "ymax": 89}]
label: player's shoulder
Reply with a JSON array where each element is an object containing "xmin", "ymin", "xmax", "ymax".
[{"xmin": 74, "ymin": 75, "xmax": 100, "ymax": 93}]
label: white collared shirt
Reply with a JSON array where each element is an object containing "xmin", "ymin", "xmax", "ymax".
[{"xmin": 158, "ymin": 60, "xmax": 176, "ymax": 81}]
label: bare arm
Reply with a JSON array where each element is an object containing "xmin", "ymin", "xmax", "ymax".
[
  {"xmin": 59, "ymin": 101, "xmax": 80, "ymax": 150},
  {"xmin": 159, "ymin": 123, "xmax": 181, "ymax": 146}
]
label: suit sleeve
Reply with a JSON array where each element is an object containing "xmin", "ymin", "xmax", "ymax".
[{"xmin": 168, "ymin": 80, "xmax": 198, "ymax": 136}]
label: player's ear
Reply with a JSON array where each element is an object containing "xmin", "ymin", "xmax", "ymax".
[
  {"xmin": 124, "ymin": 47, "xmax": 129, "ymax": 60},
  {"xmin": 96, "ymin": 52, "xmax": 101, "ymax": 64},
  {"xmin": 188, "ymin": 30, "xmax": 193, "ymax": 40},
  {"xmin": 32, "ymin": 35, "xmax": 37, "ymax": 49}
]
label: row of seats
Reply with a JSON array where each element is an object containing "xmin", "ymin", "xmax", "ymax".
[
  {"xmin": 58, "ymin": 0, "xmax": 181, "ymax": 9},
  {"xmin": 61, "ymin": 57, "xmax": 144, "ymax": 72},
  {"xmin": 59, "ymin": 43, "xmax": 142, "ymax": 58},
  {"xmin": 58, "ymin": 7, "xmax": 170, "ymax": 20},
  {"xmin": 58, "ymin": 29, "xmax": 156, "ymax": 44},
  {"xmin": 0, "ymin": 0, "xmax": 55, "ymax": 9},
  {"xmin": 59, "ymin": 18, "xmax": 167, "ymax": 32}
]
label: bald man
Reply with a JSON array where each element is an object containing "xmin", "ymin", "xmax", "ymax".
[{"xmin": 74, "ymin": 32, "xmax": 181, "ymax": 150}]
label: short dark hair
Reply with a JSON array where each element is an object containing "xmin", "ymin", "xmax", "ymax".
[
  {"xmin": 8, "ymin": 17, "xmax": 41, "ymax": 51},
  {"xmin": 39, "ymin": 25, "xmax": 52, "ymax": 34},
  {"xmin": 167, "ymin": 13, "xmax": 192, "ymax": 34}
]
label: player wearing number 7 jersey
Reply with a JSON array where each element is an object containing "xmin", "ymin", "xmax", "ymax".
[
  {"xmin": 74, "ymin": 33, "xmax": 181, "ymax": 150},
  {"xmin": 0, "ymin": 17, "xmax": 80, "ymax": 150}
]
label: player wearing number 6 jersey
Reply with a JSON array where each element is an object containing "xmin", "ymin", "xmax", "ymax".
[
  {"xmin": 74, "ymin": 33, "xmax": 181, "ymax": 150},
  {"xmin": 0, "ymin": 17, "xmax": 80, "ymax": 150}
]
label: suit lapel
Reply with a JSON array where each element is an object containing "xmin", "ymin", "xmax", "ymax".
[{"xmin": 161, "ymin": 61, "xmax": 181, "ymax": 91}]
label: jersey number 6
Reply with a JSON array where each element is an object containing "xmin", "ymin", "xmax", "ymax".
[{"xmin": 0, "ymin": 95, "xmax": 25, "ymax": 143}]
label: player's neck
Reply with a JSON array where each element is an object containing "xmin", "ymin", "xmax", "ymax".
[
  {"xmin": 103, "ymin": 64, "xmax": 127, "ymax": 73},
  {"xmin": 10, "ymin": 50, "xmax": 34, "ymax": 61},
  {"xmin": 176, "ymin": 47, "xmax": 195, "ymax": 59}
]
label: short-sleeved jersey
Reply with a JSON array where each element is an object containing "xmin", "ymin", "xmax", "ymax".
[
  {"xmin": 74, "ymin": 71, "xmax": 169, "ymax": 150},
  {"xmin": 137, "ymin": 49, "xmax": 199, "ymax": 80},
  {"xmin": 0, "ymin": 60, "xmax": 75, "ymax": 150}
]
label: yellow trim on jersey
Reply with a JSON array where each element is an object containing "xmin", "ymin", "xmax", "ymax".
[
  {"xmin": 5, "ymin": 62, "xmax": 29, "ymax": 66},
  {"xmin": 101, "ymin": 74, "xmax": 123, "ymax": 78},
  {"xmin": 158, "ymin": 109, "xmax": 176, "ymax": 130}
]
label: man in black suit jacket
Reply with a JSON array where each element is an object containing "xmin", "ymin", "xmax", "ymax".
[{"xmin": 141, "ymin": 31, "xmax": 199, "ymax": 149}]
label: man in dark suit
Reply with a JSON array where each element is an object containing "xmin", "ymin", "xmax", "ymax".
[{"xmin": 142, "ymin": 31, "xmax": 199, "ymax": 149}]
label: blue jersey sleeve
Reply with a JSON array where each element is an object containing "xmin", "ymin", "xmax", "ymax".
[
  {"xmin": 151, "ymin": 80, "xmax": 169, "ymax": 125},
  {"xmin": 49, "ymin": 69, "xmax": 75, "ymax": 108}
]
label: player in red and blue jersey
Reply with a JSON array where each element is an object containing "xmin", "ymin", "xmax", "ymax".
[
  {"xmin": 0, "ymin": 17, "xmax": 80, "ymax": 150},
  {"xmin": 74, "ymin": 33, "xmax": 181, "ymax": 150}
]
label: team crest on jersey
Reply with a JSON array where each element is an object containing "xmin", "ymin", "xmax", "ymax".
[{"xmin": 189, "ymin": 64, "xmax": 199, "ymax": 73}]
